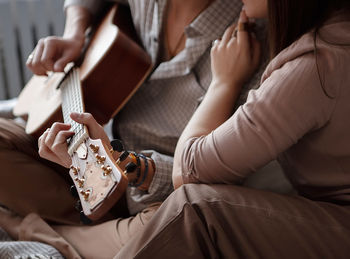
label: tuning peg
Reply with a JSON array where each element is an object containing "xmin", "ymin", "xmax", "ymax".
[
  {"xmin": 74, "ymin": 177, "xmax": 85, "ymax": 188},
  {"xmin": 89, "ymin": 144, "xmax": 99, "ymax": 153},
  {"xmin": 80, "ymin": 189, "xmax": 90, "ymax": 201},
  {"xmin": 77, "ymin": 178, "xmax": 85, "ymax": 188},
  {"xmin": 80, "ymin": 211, "xmax": 92, "ymax": 225},
  {"xmin": 116, "ymin": 151, "xmax": 129, "ymax": 164},
  {"xmin": 110, "ymin": 139, "xmax": 124, "ymax": 152},
  {"xmin": 95, "ymin": 154, "xmax": 106, "ymax": 164},
  {"xmin": 70, "ymin": 165, "xmax": 79, "ymax": 175},
  {"xmin": 70, "ymin": 185, "xmax": 79, "ymax": 198},
  {"xmin": 101, "ymin": 165, "xmax": 112, "ymax": 176},
  {"xmin": 124, "ymin": 162, "xmax": 137, "ymax": 175}
]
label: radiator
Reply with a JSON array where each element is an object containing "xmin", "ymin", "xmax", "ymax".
[{"xmin": 0, "ymin": 0, "xmax": 64, "ymax": 100}]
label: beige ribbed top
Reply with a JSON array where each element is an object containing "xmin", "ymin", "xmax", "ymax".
[{"xmin": 182, "ymin": 14, "xmax": 350, "ymax": 204}]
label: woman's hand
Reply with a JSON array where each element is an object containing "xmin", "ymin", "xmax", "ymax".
[
  {"xmin": 38, "ymin": 112, "xmax": 110, "ymax": 168},
  {"xmin": 211, "ymin": 10, "xmax": 260, "ymax": 89}
]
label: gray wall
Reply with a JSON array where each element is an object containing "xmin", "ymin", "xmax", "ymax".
[{"xmin": 0, "ymin": 0, "xmax": 65, "ymax": 99}]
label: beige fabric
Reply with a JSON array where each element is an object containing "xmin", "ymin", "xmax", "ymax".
[
  {"xmin": 181, "ymin": 18, "xmax": 350, "ymax": 205},
  {"xmin": 0, "ymin": 118, "xmax": 79, "ymax": 224},
  {"xmin": 0, "ymin": 202, "xmax": 160, "ymax": 259},
  {"xmin": 116, "ymin": 184, "xmax": 350, "ymax": 259}
]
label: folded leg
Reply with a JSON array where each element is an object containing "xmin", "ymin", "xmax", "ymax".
[{"xmin": 116, "ymin": 184, "xmax": 350, "ymax": 259}]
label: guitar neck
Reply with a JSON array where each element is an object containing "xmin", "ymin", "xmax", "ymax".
[{"xmin": 61, "ymin": 67, "xmax": 89, "ymax": 155}]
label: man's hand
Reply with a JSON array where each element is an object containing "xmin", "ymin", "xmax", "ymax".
[
  {"xmin": 26, "ymin": 36, "xmax": 84, "ymax": 75},
  {"xmin": 38, "ymin": 112, "xmax": 110, "ymax": 168},
  {"xmin": 26, "ymin": 5, "xmax": 91, "ymax": 76},
  {"xmin": 38, "ymin": 122, "xmax": 74, "ymax": 168}
]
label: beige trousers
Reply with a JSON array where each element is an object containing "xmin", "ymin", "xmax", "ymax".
[
  {"xmin": 116, "ymin": 184, "xmax": 350, "ymax": 259},
  {"xmin": 0, "ymin": 118, "xmax": 78, "ymax": 224},
  {"xmin": 0, "ymin": 118, "xmax": 161, "ymax": 258},
  {"xmin": 0, "ymin": 202, "xmax": 160, "ymax": 259}
]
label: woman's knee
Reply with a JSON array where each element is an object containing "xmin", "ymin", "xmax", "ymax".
[{"xmin": 171, "ymin": 184, "xmax": 224, "ymax": 208}]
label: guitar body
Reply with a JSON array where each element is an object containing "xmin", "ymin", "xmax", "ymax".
[{"xmin": 13, "ymin": 4, "xmax": 152, "ymax": 137}]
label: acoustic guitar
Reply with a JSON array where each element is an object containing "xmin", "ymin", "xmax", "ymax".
[{"xmin": 13, "ymin": 4, "xmax": 153, "ymax": 221}]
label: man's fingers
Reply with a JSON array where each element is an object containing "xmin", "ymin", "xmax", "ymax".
[
  {"xmin": 31, "ymin": 40, "xmax": 44, "ymax": 64},
  {"xmin": 39, "ymin": 129, "xmax": 73, "ymax": 168},
  {"xmin": 51, "ymin": 131, "xmax": 75, "ymax": 167},
  {"xmin": 52, "ymin": 130, "xmax": 75, "ymax": 151},
  {"xmin": 70, "ymin": 112, "xmax": 110, "ymax": 143},
  {"xmin": 38, "ymin": 141, "xmax": 54, "ymax": 161},
  {"xmin": 38, "ymin": 128, "xmax": 49, "ymax": 148},
  {"xmin": 54, "ymin": 54, "xmax": 72, "ymax": 72},
  {"xmin": 52, "ymin": 130, "xmax": 76, "ymax": 147},
  {"xmin": 70, "ymin": 112, "xmax": 97, "ymax": 128},
  {"xmin": 45, "ymin": 123, "xmax": 72, "ymax": 148},
  {"xmin": 38, "ymin": 129, "xmax": 57, "ymax": 161},
  {"xmin": 41, "ymin": 37, "xmax": 57, "ymax": 72},
  {"xmin": 30, "ymin": 40, "xmax": 48, "ymax": 76}
]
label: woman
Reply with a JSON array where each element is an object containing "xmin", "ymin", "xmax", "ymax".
[{"xmin": 114, "ymin": 0, "xmax": 350, "ymax": 258}]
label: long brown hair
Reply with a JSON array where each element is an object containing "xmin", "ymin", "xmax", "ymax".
[{"xmin": 267, "ymin": 0, "xmax": 350, "ymax": 59}]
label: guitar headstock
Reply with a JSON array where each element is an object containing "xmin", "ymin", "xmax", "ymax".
[{"xmin": 69, "ymin": 137, "xmax": 128, "ymax": 221}]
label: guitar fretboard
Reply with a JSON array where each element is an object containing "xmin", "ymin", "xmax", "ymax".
[{"xmin": 61, "ymin": 67, "xmax": 88, "ymax": 155}]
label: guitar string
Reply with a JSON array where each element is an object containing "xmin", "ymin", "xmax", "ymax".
[
  {"xmin": 72, "ymin": 69, "xmax": 84, "ymax": 144},
  {"xmin": 62, "ymin": 68, "xmax": 86, "ymax": 148}
]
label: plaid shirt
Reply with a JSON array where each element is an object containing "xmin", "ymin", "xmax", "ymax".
[{"xmin": 65, "ymin": 0, "xmax": 266, "ymax": 214}]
